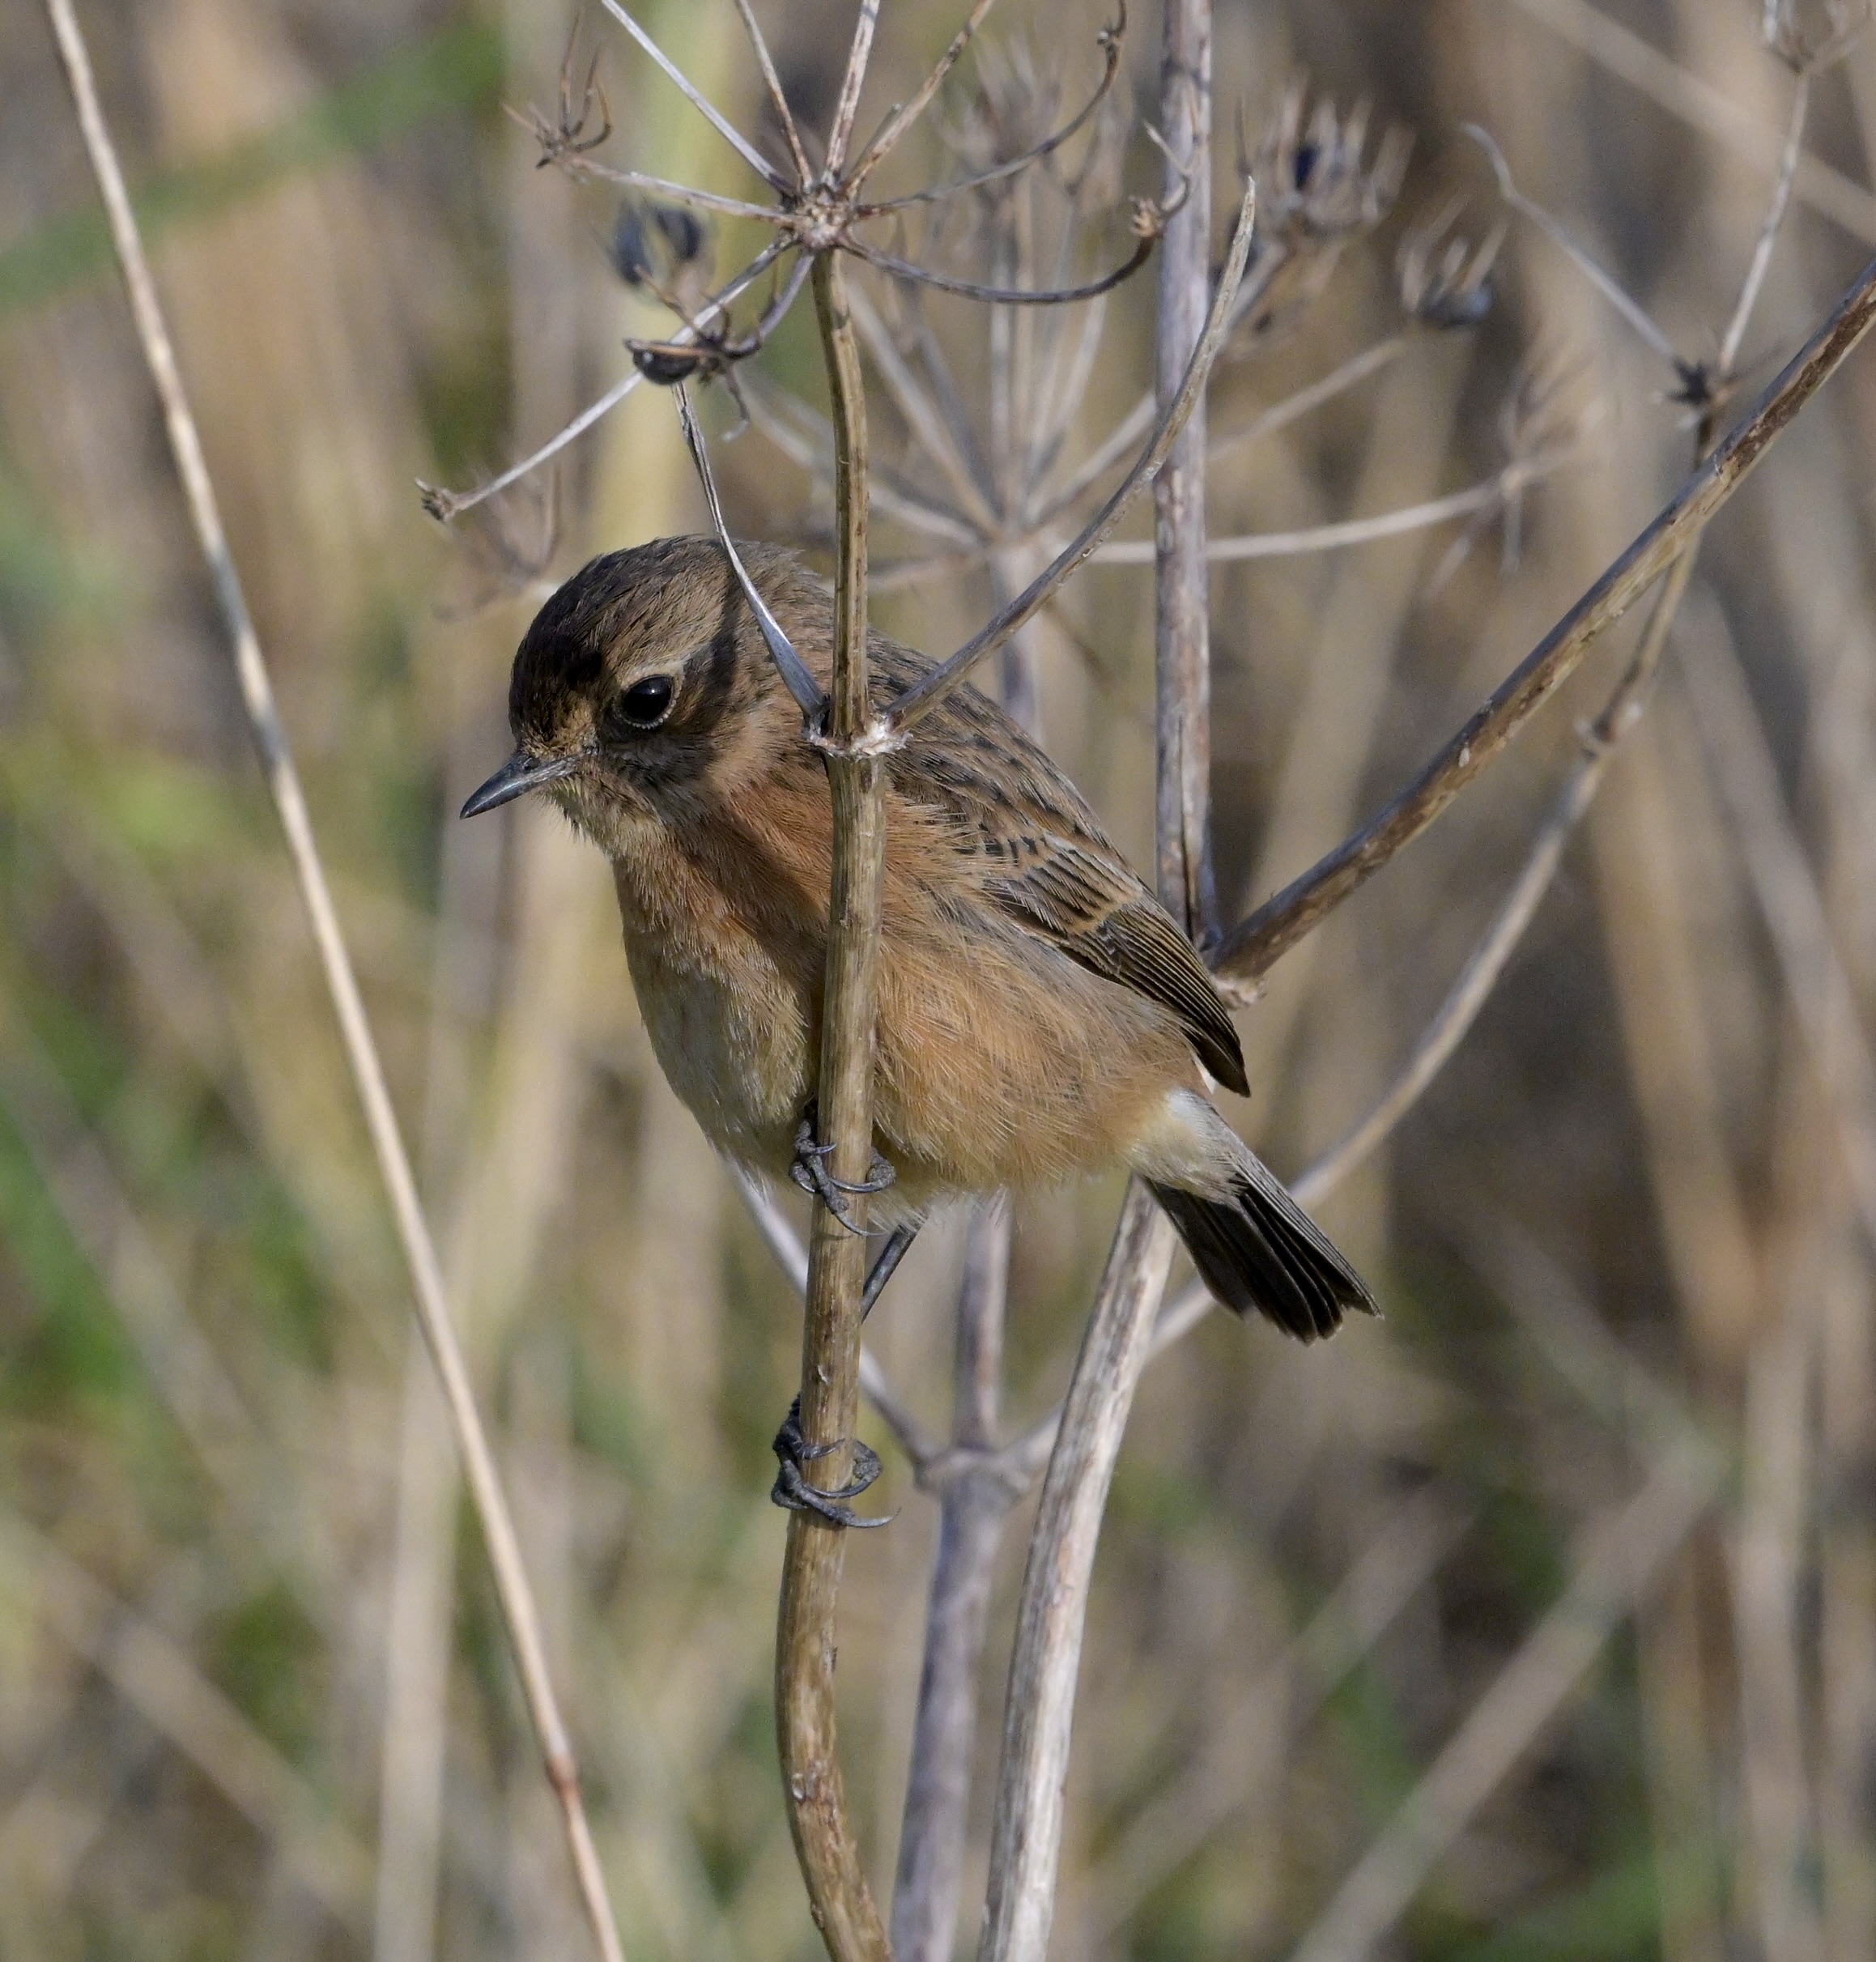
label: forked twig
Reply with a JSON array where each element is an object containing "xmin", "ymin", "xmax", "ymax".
[{"xmin": 39, "ymin": 6, "xmax": 628, "ymax": 1960}]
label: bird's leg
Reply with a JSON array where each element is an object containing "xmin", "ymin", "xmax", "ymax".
[
  {"xmin": 861, "ymin": 1223, "xmax": 917, "ymax": 1318},
  {"xmin": 769, "ymin": 1210, "xmax": 916, "ymax": 1527},
  {"xmin": 789, "ymin": 1100, "xmax": 895, "ymax": 1234},
  {"xmin": 771, "ymin": 1397, "xmax": 891, "ymax": 1528}
]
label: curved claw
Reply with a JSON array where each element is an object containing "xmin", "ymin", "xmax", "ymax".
[
  {"xmin": 770, "ymin": 1397, "xmax": 893, "ymax": 1528},
  {"xmin": 789, "ymin": 1114, "xmax": 896, "ymax": 1233}
]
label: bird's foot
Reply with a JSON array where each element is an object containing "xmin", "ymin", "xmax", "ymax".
[
  {"xmin": 789, "ymin": 1109, "xmax": 895, "ymax": 1234},
  {"xmin": 770, "ymin": 1397, "xmax": 892, "ymax": 1528}
]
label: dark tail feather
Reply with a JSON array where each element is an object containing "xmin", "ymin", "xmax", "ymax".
[{"xmin": 1150, "ymin": 1159, "xmax": 1377, "ymax": 1343}]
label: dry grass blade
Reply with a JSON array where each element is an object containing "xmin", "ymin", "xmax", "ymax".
[
  {"xmin": 1211, "ymin": 246, "xmax": 1876, "ymax": 985},
  {"xmin": 0, "ymin": 1508, "xmax": 372, "ymax": 1930},
  {"xmin": 825, "ymin": 0, "xmax": 884, "ymax": 177},
  {"xmin": 38, "ymin": 5, "xmax": 627, "ymax": 1958}
]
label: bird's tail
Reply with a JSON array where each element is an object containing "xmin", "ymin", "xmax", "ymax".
[{"xmin": 1150, "ymin": 1156, "xmax": 1377, "ymax": 1343}]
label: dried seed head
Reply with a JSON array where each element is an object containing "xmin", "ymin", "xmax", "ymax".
[
  {"xmin": 1253, "ymin": 80, "xmax": 1410, "ymax": 245},
  {"xmin": 1398, "ymin": 198, "xmax": 1505, "ymax": 329},
  {"xmin": 1763, "ymin": 0, "xmax": 1870, "ymax": 71}
]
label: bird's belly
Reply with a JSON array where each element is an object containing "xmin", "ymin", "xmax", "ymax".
[{"xmin": 623, "ymin": 930, "xmax": 811, "ymax": 1177}]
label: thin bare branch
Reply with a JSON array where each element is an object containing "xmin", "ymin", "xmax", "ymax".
[
  {"xmin": 855, "ymin": 5, "xmax": 1123, "ymax": 212},
  {"xmin": 731, "ymin": 0, "xmax": 812, "ymax": 187},
  {"xmin": 1718, "ymin": 70, "xmax": 1810, "ymax": 374},
  {"xmin": 675, "ymin": 385, "xmax": 827, "ymax": 720},
  {"xmin": 744, "ymin": 372, "xmax": 983, "ymax": 545},
  {"xmin": 892, "ymin": 1204, "xmax": 1017, "ymax": 1962},
  {"xmin": 847, "ymin": 279, "xmax": 1000, "ymax": 527},
  {"xmin": 772, "ymin": 248, "xmax": 892, "ymax": 1961},
  {"xmin": 891, "ymin": 179, "xmax": 1259, "ymax": 731},
  {"xmin": 1207, "ymin": 335, "xmax": 1407, "ymax": 461},
  {"xmin": 1153, "ymin": 0, "xmax": 1214, "ymax": 940},
  {"xmin": 40, "ymin": 7, "xmax": 627, "ymax": 1958},
  {"xmin": 1211, "ymin": 246, "xmax": 1876, "ymax": 985},
  {"xmin": 825, "ymin": 0, "xmax": 883, "ymax": 179},
  {"xmin": 848, "ymin": 0, "xmax": 1001, "ymax": 189},
  {"xmin": 848, "ymin": 229, "xmax": 1155, "ymax": 307},
  {"xmin": 420, "ymin": 240, "xmax": 787, "ymax": 521},
  {"xmin": 598, "ymin": 0, "xmax": 788, "ymax": 190},
  {"xmin": 552, "ymin": 161, "xmax": 785, "ymax": 222},
  {"xmin": 979, "ymin": 1185, "xmax": 1178, "ymax": 1962},
  {"xmin": 1091, "ymin": 461, "xmax": 1570, "ymax": 564},
  {"xmin": 1290, "ymin": 754, "xmax": 1606, "ymax": 1209},
  {"xmin": 730, "ymin": 1166, "xmax": 938, "ymax": 1466},
  {"xmin": 1465, "ymin": 122, "xmax": 1679, "ymax": 363}
]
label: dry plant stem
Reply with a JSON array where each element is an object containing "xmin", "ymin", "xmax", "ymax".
[
  {"xmin": 1287, "ymin": 1433, "xmax": 1722, "ymax": 1962},
  {"xmin": 891, "ymin": 1204, "xmax": 1018, "ymax": 1962},
  {"xmin": 979, "ymin": 1185, "xmax": 1177, "ymax": 1962},
  {"xmin": 1153, "ymin": 0, "xmax": 1215, "ymax": 938},
  {"xmin": 730, "ymin": 0, "xmax": 811, "ymax": 187},
  {"xmin": 1213, "ymin": 246, "xmax": 1876, "ymax": 986},
  {"xmin": 39, "ymin": 6, "xmax": 627, "ymax": 1960},
  {"xmin": 772, "ymin": 248, "xmax": 891, "ymax": 1962},
  {"xmin": 890, "ymin": 181, "xmax": 1258, "ymax": 731},
  {"xmin": 824, "ymin": 0, "xmax": 883, "ymax": 178}
]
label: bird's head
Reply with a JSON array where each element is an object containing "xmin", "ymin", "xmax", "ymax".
[{"xmin": 461, "ymin": 535, "xmax": 816, "ymax": 846}]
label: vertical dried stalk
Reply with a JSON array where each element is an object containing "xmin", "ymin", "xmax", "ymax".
[
  {"xmin": 978, "ymin": 1186, "xmax": 1178, "ymax": 1961},
  {"xmin": 891, "ymin": 1204, "xmax": 1019, "ymax": 1962},
  {"xmin": 772, "ymin": 247, "xmax": 891, "ymax": 1962},
  {"xmin": 980, "ymin": 15, "xmax": 1214, "ymax": 1953},
  {"xmin": 40, "ymin": 6, "xmax": 627, "ymax": 1961},
  {"xmin": 1153, "ymin": 0, "xmax": 1215, "ymax": 938}
]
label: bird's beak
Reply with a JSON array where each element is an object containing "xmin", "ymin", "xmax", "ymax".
[{"xmin": 459, "ymin": 750, "xmax": 581, "ymax": 819}]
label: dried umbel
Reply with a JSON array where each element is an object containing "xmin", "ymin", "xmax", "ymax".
[
  {"xmin": 1252, "ymin": 79, "xmax": 1410, "ymax": 247},
  {"xmin": 1762, "ymin": 0, "xmax": 1870, "ymax": 71},
  {"xmin": 1398, "ymin": 198, "xmax": 1505, "ymax": 330}
]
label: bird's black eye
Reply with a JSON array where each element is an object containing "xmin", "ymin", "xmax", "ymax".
[{"xmin": 611, "ymin": 675, "xmax": 675, "ymax": 730}]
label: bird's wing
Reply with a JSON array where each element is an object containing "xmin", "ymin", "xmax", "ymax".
[{"xmin": 878, "ymin": 647, "xmax": 1249, "ymax": 1096}]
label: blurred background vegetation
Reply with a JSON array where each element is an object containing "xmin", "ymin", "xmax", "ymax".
[{"xmin": 2, "ymin": 0, "xmax": 1875, "ymax": 1956}]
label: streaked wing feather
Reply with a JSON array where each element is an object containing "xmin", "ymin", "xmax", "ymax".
[{"xmin": 876, "ymin": 644, "xmax": 1249, "ymax": 1096}]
